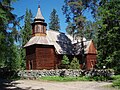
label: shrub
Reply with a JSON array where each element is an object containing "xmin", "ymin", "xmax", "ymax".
[
  {"xmin": 114, "ymin": 66, "xmax": 120, "ymax": 75},
  {"xmin": 112, "ymin": 75, "xmax": 120, "ymax": 80},
  {"xmin": 61, "ymin": 55, "xmax": 69, "ymax": 65},
  {"xmin": 59, "ymin": 55, "xmax": 70, "ymax": 69},
  {"xmin": 112, "ymin": 79, "xmax": 120, "ymax": 88},
  {"xmin": 69, "ymin": 57, "xmax": 80, "ymax": 69}
]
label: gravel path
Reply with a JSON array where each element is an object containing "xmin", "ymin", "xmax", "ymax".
[{"xmin": 2, "ymin": 80, "xmax": 119, "ymax": 90}]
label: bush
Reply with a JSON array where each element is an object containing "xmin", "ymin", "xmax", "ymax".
[
  {"xmin": 61, "ymin": 55, "xmax": 69, "ymax": 65},
  {"xmin": 112, "ymin": 79, "xmax": 120, "ymax": 88},
  {"xmin": 69, "ymin": 57, "xmax": 80, "ymax": 69},
  {"xmin": 59, "ymin": 55, "xmax": 70, "ymax": 69},
  {"xmin": 114, "ymin": 66, "xmax": 120, "ymax": 75},
  {"xmin": 92, "ymin": 76, "xmax": 107, "ymax": 81},
  {"xmin": 112, "ymin": 75, "xmax": 120, "ymax": 80}
]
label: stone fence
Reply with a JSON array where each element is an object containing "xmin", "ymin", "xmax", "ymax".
[{"xmin": 18, "ymin": 69, "xmax": 114, "ymax": 79}]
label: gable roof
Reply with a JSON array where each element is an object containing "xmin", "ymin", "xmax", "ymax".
[
  {"xmin": 85, "ymin": 40, "xmax": 97, "ymax": 54},
  {"xmin": 24, "ymin": 30, "xmax": 96, "ymax": 55}
]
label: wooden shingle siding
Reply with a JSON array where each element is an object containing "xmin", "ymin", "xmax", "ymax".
[
  {"xmin": 26, "ymin": 45, "xmax": 36, "ymax": 70},
  {"xmin": 86, "ymin": 54, "xmax": 97, "ymax": 70},
  {"xmin": 35, "ymin": 45, "xmax": 56, "ymax": 69}
]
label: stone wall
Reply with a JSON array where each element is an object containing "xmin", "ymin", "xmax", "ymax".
[{"xmin": 18, "ymin": 69, "xmax": 114, "ymax": 79}]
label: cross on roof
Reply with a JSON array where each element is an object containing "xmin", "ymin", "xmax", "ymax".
[{"xmin": 38, "ymin": 0, "xmax": 40, "ymax": 7}]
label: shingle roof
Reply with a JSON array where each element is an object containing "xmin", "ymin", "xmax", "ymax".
[
  {"xmin": 46, "ymin": 30, "xmax": 73, "ymax": 54},
  {"xmin": 24, "ymin": 36, "xmax": 51, "ymax": 47},
  {"xmin": 24, "ymin": 30, "xmax": 91, "ymax": 55}
]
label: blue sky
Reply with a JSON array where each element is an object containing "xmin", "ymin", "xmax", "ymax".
[{"xmin": 12, "ymin": 0, "xmax": 93, "ymax": 33}]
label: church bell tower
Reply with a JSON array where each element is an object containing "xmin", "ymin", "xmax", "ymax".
[
  {"xmin": 32, "ymin": 5, "xmax": 47, "ymax": 36},
  {"xmin": 25, "ymin": 5, "xmax": 56, "ymax": 70}
]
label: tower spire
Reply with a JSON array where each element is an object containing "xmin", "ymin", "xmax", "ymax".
[
  {"xmin": 32, "ymin": 5, "xmax": 47, "ymax": 36},
  {"xmin": 35, "ymin": 5, "xmax": 44, "ymax": 20}
]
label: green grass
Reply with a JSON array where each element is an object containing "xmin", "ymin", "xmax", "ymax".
[
  {"xmin": 38, "ymin": 75, "xmax": 120, "ymax": 82},
  {"xmin": 112, "ymin": 75, "xmax": 120, "ymax": 88},
  {"xmin": 112, "ymin": 79, "xmax": 120, "ymax": 88},
  {"xmin": 112, "ymin": 75, "xmax": 120, "ymax": 80},
  {"xmin": 38, "ymin": 75, "xmax": 113, "ymax": 82},
  {"xmin": 38, "ymin": 76, "xmax": 90, "ymax": 82}
]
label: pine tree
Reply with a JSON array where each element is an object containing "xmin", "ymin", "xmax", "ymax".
[
  {"xmin": 21, "ymin": 9, "xmax": 33, "ymax": 46},
  {"xmin": 69, "ymin": 57, "xmax": 80, "ymax": 69},
  {"xmin": 61, "ymin": 55, "xmax": 70, "ymax": 65},
  {"xmin": 62, "ymin": 0, "xmax": 97, "ymax": 69},
  {"xmin": 0, "ymin": 1, "xmax": 13, "ymax": 67},
  {"xmin": 97, "ymin": 0, "xmax": 120, "ymax": 73},
  {"xmin": 20, "ymin": 9, "xmax": 33, "ymax": 69},
  {"xmin": 0, "ymin": 0, "xmax": 21, "ymax": 70},
  {"xmin": 84, "ymin": 21, "xmax": 98, "ymax": 47},
  {"xmin": 62, "ymin": 0, "xmax": 97, "ymax": 36},
  {"xmin": 62, "ymin": 0, "xmax": 85, "ymax": 36},
  {"xmin": 59, "ymin": 55, "xmax": 70, "ymax": 69},
  {"xmin": 5, "ymin": 33, "xmax": 21, "ymax": 70},
  {"xmin": 49, "ymin": 9, "xmax": 60, "ymax": 31},
  {"xmin": 62, "ymin": 0, "xmax": 86, "ymax": 68},
  {"xmin": 84, "ymin": 21, "xmax": 97, "ymax": 39}
]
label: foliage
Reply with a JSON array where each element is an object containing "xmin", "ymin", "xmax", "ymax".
[
  {"xmin": 62, "ymin": 0, "xmax": 98, "ymax": 69},
  {"xmin": 49, "ymin": 9, "xmax": 60, "ymax": 31},
  {"xmin": 0, "ymin": 0, "xmax": 22, "ymax": 70},
  {"xmin": 20, "ymin": 9, "xmax": 33, "ymax": 69},
  {"xmin": 62, "ymin": 0, "xmax": 85, "ymax": 36},
  {"xmin": 61, "ymin": 55, "xmax": 70, "ymax": 65},
  {"xmin": 20, "ymin": 9, "xmax": 32, "ymax": 46},
  {"xmin": 112, "ymin": 75, "xmax": 120, "ymax": 88},
  {"xmin": 59, "ymin": 55, "xmax": 70, "ymax": 69},
  {"xmin": 4, "ymin": 34, "xmax": 21, "ymax": 70},
  {"xmin": 0, "ymin": 0, "xmax": 14, "ymax": 67},
  {"xmin": 112, "ymin": 75, "xmax": 120, "ymax": 80},
  {"xmin": 112, "ymin": 79, "xmax": 120, "ymax": 89},
  {"xmin": 84, "ymin": 21, "xmax": 98, "ymax": 46},
  {"xmin": 97, "ymin": 0, "xmax": 120, "ymax": 73},
  {"xmin": 91, "ymin": 76, "xmax": 108, "ymax": 81},
  {"xmin": 62, "ymin": 0, "xmax": 97, "ymax": 36},
  {"xmin": 69, "ymin": 57, "xmax": 80, "ymax": 69}
]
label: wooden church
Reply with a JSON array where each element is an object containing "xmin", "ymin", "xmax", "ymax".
[{"xmin": 24, "ymin": 6, "xmax": 97, "ymax": 70}]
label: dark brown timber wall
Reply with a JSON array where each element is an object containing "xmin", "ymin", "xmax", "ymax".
[
  {"xmin": 35, "ymin": 45, "xmax": 56, "ymax": 69},
  {"xmin": 86, "ymin": 54, "xmax": 97, "ymax": 70},
  {"xmin": 26, "ymin": 45, "xmax": 36, "ymax": 70}
]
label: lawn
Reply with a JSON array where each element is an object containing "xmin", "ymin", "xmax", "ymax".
[
  {"xmin": 39, "ymin": 76, "xmax": 90, "ymax": 82},
  {"xmin": 112, "ymin": 75, "xmax": 120, "ymax": 89}
]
